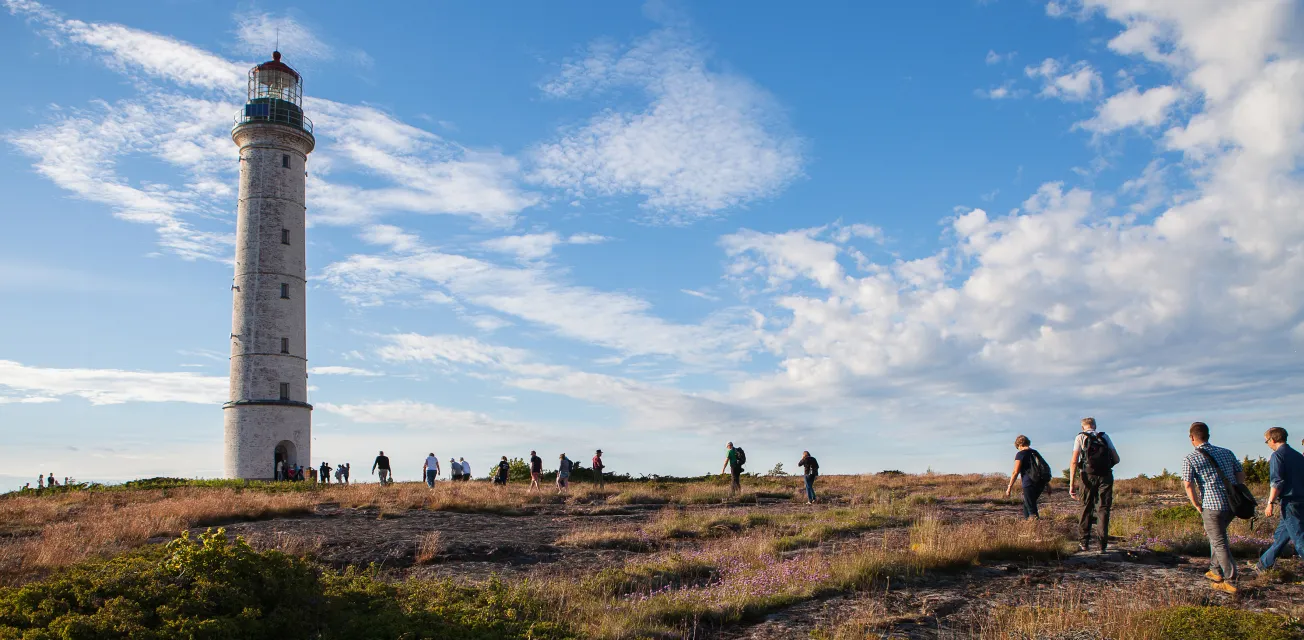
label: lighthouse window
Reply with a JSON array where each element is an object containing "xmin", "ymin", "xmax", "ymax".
[
  {"xmin": 282, "ymin": 154, "xmax": 291, "ymax": 168},
  {"xmin": 279, "ymin": 383, "xmax": 290, "ymax": 401},
  {"xmin": 280, "ymin": 283, "xmax": 290, "ymax": 299},
  {"xmin": 281, "ymin": 337, "xmax": 290, "ymax": 354},
  {"xmin": 281, "ymin": 228, "xmax": 290, "ymax": 245}
]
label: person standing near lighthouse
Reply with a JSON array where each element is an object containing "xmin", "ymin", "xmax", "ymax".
[{"xmin": 223, "ymin": 51, "xmax": 316, "ymax": 479}]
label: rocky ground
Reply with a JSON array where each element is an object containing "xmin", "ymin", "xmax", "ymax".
[{"xmin": 193, "ymin": 487, "xmax": 1300, "ymax": 639}]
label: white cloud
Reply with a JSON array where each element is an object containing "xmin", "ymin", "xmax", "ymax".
[
  {"xmin": 309, "ymin": 366, "xmax": 383, "ymax": 377},
  {"xmin": 323, "ymin": 241, "xmax": 756, "ymax": 361},
  {"xmin": 7, "ymin": 98, "xmax": 238, "ymax": 261},
  {"xmin": 1025, "ymin": 58, "xmax": 1102, "ymax": 101},
  {"xmin": 5, "ymin": 0, "xmax": 247, "ymax": 93},
  {"xmin": 1078, "ymin": 85, "xmax": 1181, "ymax": 133},
  {"xmin": 234, "ymin": 13, "xmax": 331, "ymax": 60},
  {"xmin": 479, "ymin": 231, "xmax": 609, "ymax": 261},
  {"xmin": 978, "ymin": 81, "xmax": 1023, "ymax": 100},
  {"xmin": 986, "ymin": 50, "xmax": 1014, "ymax": 65},
  {"xmin": 532, "ymin": 24, "xmax": 803, "ymax": 221},
  {"xmin": 681, "ymin": 289, "xmax": 718, "ymax": 301},
  {"xmin": 0, "ymin": 360, "xmax": 226, "ymax": 405},
  {"xmin": 319, "ymin": 400, "xmax": 530, "ymax": 434}
]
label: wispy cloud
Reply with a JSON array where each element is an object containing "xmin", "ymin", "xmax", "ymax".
[
  {"xmin": 480, "ymin": 231, "xmax": 609, "ymax": 261},
  {"xmin": 0, "ymin": 359, "xmax": 226, "ymax": 405},
  {"xmin": 532, "ymin": 22, "xmax": 804, "ymax": 222},
  {"xmin": 234, "ymin": 13, "xmax": 331, "ymax": 60},
  {"xmin": 309, "ymin": 366, "xmax": 383, "ymax": 377}
]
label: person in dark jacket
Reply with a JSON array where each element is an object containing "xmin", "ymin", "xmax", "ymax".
[
  {"xmin": 797, "ymin": 451, "xmax": 819, "ymax": 504},
  {"xmin": 1255, "ymin": 427, "xmax": 1304, "ymax": 572},
  {"xmin": 1005, "ymin": 435, "xmax": 1047, "ymax": 519}
]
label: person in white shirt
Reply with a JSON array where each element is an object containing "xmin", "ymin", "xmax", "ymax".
[
  {"xmin": 423, "ymin": 453, "xmax": 441, "ymax": 488},
  {"xmin": 458, "ymin": 457, "xmax": 471, "ymax": 482},
  {"xmin": 450, "ymin": 457, "xmax": 462, "ymax": 481}
]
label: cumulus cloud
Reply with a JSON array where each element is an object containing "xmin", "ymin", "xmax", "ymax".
[
  {"xmin": 1025, "ymin": 58, "xmax": 1102, "ymax": 101},
  {"xmin": 1078, "ymin": 85, "xmax": 1182, "ymax": 132},
  {"xmin": 0, "ymin": 360, "xmax": 226, "ymax": 405},
  {"xmin": 532, "ymin": 24, "xmax": 804, "ymax": 221}
]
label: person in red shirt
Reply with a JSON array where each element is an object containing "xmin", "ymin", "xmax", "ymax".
[{"xmin": 592, "ymin": 449, "xmax": 605, "ymax": 489}]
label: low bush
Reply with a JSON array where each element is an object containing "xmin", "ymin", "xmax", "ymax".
[
  {"xmin": 0, "ymin": 529, "xmax": 575, "ymax": 639},
  {"xmin": 1147, "ymin": 605, "xmax": 1300, "ymax": 640}
]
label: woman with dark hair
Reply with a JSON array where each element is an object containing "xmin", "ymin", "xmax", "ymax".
[
  {"xmin": 494, "ymin": 456, "xmax": 510, "ymax": 486},
  {"xmin": 1005, "ymin": 435, "xmax": 1050, "ymax": 519}
]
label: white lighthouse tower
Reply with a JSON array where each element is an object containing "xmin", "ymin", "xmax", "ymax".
[{"xmin": 224, "ymin": 51, "xmax": 314, "ymax": 479}]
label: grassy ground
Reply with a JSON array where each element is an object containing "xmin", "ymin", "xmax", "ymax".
[{"xmin": 0, "ymin": 473, "xmax": 1290, "ymax": 639}]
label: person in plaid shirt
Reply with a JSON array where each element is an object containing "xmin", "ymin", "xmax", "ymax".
[{"xmin": 1181, "ymin": 421, "xmax": 1245, "ymax": 594}]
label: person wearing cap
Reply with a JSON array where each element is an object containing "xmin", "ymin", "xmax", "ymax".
[
  {"xmin": 423, "ymin": 452, "xmax": 440, "ymax": 488},
  {"xmin": 592, "ymin": 449, "xmax": 606, "ymax": 489}
]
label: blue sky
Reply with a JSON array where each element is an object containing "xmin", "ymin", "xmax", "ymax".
[{"xmin": 2, "ymin": 0, "xmax": 1301, "ymax": 488}]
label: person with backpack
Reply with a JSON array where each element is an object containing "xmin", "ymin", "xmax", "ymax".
[
  {"xmin": 372, "ymin": 451, "xmax": 392, "ymax": 485},
  {"xmin": 1181, "ymin": 421, "xmax": 1246, "ymax": 594},
  {"xmin": 494, "ymin": 456, "xmax": 511, "ymax": 486},
  {"xmin": 1254, "ymin": 427, "xmax": 1304, "ymax": 573},
  {"xmin": 529, "ymin": 450, "xmax": 543, "ymax": 491},
  {"xmin": 320, "ymin": 461, "xmax": 331, "ymax": 485},
  {"xmin": 797, "ymin": 451, "xmax": 819, "ymax": 504},
  {"xmin": 450, "ymin": 457, "xmax": 462, "ymax": 482},
  {"xmin": 721, "ymin": 442, "xmax": 745, "ymax": 496},
  {"xmin": 1006, "ymin": 435, "xmax": 1051, "ymax": 519},
  {"xmin": 1067, "ymin": 417, "xmax": 1120, "ymax": 552}
]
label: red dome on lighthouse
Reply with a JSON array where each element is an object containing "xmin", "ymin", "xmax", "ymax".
[{"xmin": 254, "ymin": 51, "xmax": 300, "ymax": 80}]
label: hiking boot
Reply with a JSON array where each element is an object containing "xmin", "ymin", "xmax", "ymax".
[
  {"xmin": 1210, "ymin": 581, "xmax": 1238, "ymax": 595},
  {"xmin": 1204, "ymin": 570, "xmax": 1224, "ymax": 583},
  {"xmin": 1078, "ymin": 541, "xmax": 1091, "ymax": 552},
  {"xmin": 1245, "ymin": 561, "xmax": 1265, "ymax": 574}
]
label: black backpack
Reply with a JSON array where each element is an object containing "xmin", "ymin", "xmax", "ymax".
[
  {"xmin": 734, "ymin": 447, "xmax": 746, "ymax": 468},
  {"xmin": 807, "ymin": 457, "xmax": 819, "ymax": 477},
  {"xmin": 1025, "ymin": 450, "xmax": 1051, "ymax": 486},
  {"xmin": 1082, "ymin": 432, "xmax": 1116, "ymax": 475}
]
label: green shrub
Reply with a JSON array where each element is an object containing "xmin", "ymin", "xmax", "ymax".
[
  {"xmin": 1153, "ymin": 505, "xmax": 1200, "ymax": 523},
  {"xmin": 0, "ymin": 529, "xmax": 575, "ymax": 640},
  {"xmin": 1241, "ymin": 456, "xmax": 1270, "ymax": 485},
  {"xmin": 1148, "ymin": 605, "xmax": 1302, "ymax": 640}
]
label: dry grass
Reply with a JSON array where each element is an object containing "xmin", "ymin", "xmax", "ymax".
[
  {"xmin": 415, "ymin": 531, "xmax": 443, "ymax": 564},
  {"xmin": 242, "ymin": 530, "xmax": 325, "ymax": 557}
]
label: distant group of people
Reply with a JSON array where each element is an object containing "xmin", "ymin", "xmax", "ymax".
[
  {"xmin": 24, "ymin": 473, "xmax": 71, "ymax": 491},
  {"xmin": 274, "ymin": 460, "xmax": 349, "ymax": 484},
  {"xmin": 1005, "ymin": 417, "xmax": 1292, "ymax": 596},
  {"xmin": 366, "ymin": 449, "xmax": 603, "ymax": 494}
]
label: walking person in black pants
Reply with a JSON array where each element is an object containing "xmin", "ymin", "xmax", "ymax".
[
  {"xmin": 1067, "ymin": 418, "xmax": 1120, "ymax": 551},
  {"xmin": 1005, "ymin": 435, "xmax": 1051, "ymax": 519}
]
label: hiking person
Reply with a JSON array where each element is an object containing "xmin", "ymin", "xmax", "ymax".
[
  {"xmin": 592, "ymin": 450, "xmax": 605, "ymax": 489},
  {"xmin": 450, "ymin": 457, "xmax": 462, "ymax": 481},
  {"xmin": 276, "ymin": 458, "xmax": 285, "ymax": 481},
  {"xmin": 334, "ymin": 464, "xmax": 344, "ymax": 483},
  {"xmin": 720, "ymin": 442, "xmax": 745, "ymax": 496},
  {"xmin": 37, "ymin": 475, "xmax": 43, "ymax": 489},
  {"xmin": 1067, "ymin": 418, "xmax": 1119, "ymax": 552},
  {"xmin": 494, "ymin": 456, "xmax": 510, "ymax": 486},
  {"xmin": 459, "ymin": 457, "xmax": 471, "ymax": 481},
  {"xmin": 529, "ymin": 450, "xmax": 543, "ymax": 491},
  {"xmin": 342, "ymin": 463, "xmax": 350, "ymax": 484},
  {"xmin": 1254, "ymin": 427, "xmax": 1304, "ymax": 573},
  {"xmin": 48, "ymin": 474, "xmax": 56, "ymax": 487},
  {"xmin": 1006, "ymin": 436, "xmax": 1051, "ymax": 520},
  {"xmin": 296, "ymin": 465, "xmax": 305, "ymax": 481},
  {"xmin": 557, "ymin": 453, "xmax": 573, "ymax": 492},
  {"xmin": 423, "ymin": 452, "xmax": 441, "ymax": 488},
  {"xmin": 320, "ymin": 461, "xmax": 331, "ymax": 485},
  {"xmin": 798, "ymin": 451, "xmax": 819, "ymax": 504},
  {"xmin": 1181, "ymin": 421, "xmax": 1245, "ymax": 594},
  {"xmin": 372, "ymin": 451, "xmax": 392, "ymax": 485}
]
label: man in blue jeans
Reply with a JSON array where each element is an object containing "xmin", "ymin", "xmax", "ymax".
[
  {"xmin": 1254, "ymin": 427, "xmax": 1304, "ymax": 571},
  {"xmin": 798, "ymin": 451, "xmax": 819, "ymax": 504}
]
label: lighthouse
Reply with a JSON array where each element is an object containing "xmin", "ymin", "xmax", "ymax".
[{"xmin": 224, "ymin": 51, "xmax": 314, "ymax": 479}]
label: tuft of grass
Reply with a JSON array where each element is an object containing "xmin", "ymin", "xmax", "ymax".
[
  {"xmin": 557, "ymin": 528, "xmax": 654, "ymax": 552},
  {"xmin": 415, "ymin": 531, "xmax": 443, "ymax": 564}
]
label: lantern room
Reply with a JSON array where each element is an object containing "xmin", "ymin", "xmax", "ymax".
[{"xmin": 236, "ymin": 51, "xmax": 313, "ymax": 134}]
